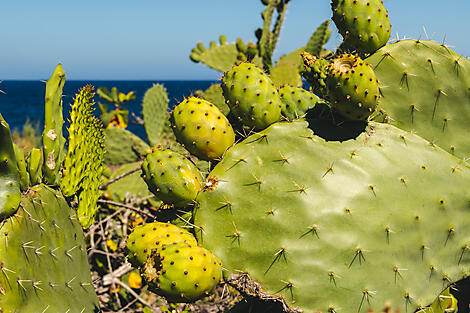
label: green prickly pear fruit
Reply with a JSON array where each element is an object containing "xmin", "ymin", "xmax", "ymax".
[
  {"xmin": 126, "ymin": 221, "xmax": 197, "ymax": 267},
  {"xmin": 143, "ymin": 242, "xmax": 222, "ymax": 302},
  {"xmin": 221, "ymin": 62, "xmax": 282, "ymax": 130},
  {"xmin": 0, "ymin": 114, "xmax": 21, "ymax": 219},
  {"xmin": 326, "ymin": 53, "xmax": 380, "ymax": 120},
  {"xmin": 141, "ymin": 146, "xmax": 203, "ymax": 207},
  {"xmin": 331, "ymin": 0, "xmax": 391, "ymax": 54},
  {"xmin": 278, "ymin": 85, "xmax": 323, "ymax": 120},
  {"xmin": 301, "ymin": 52, "xmax": 330, "ymax": 99},
  {"xmin": 170, "ymin": 97, "xmax": 235, "ymax": 160}
]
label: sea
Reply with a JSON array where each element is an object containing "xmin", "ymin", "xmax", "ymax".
[{"xmin": 0, "ymin": 80, "xmax": 216, "ymax": 139}]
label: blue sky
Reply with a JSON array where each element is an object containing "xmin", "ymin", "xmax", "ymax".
[{"xmin": 1, "ymin": 0, "xmax": 468, "ymax": 80}]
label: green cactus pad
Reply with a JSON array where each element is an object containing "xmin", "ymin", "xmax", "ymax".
[
  {"xmin": 270, "ymin": 48, "xmax": 304, "ymax": 88},
  {"xmin": 327, "ymin": 54, "xmax": 380, "ymax": 120},
  {"xmin": 142, "ymin": 84, "xmax": 170, "ymax": 147},
  {"xmin": 366, "ymin": 39, "xmax": 470, "ymax": 160},
  {"xmin": 0, "ymin": 185, "xmax": 100, "ymax": 312},
  {"xmin": 61, "ymin": 85, "xmax": 104, "ymax": 228},
  {"xmin": 305, "ymin": 20, "xmax": 332, "ymax": 58},
  {"xmin": 0, "ymin": 114, "xmax": 21, "ymax": 220},
  {"xmin": 42, "ymin": 63, "xmax": 66, "ymax": 185},
  {"xmin": 143, "ymin": 242, "xmax": 222, "ymax": 302},
  {"xmin": 331, "ymin": 0, "xmax": 391, "ymax": 54},
  {"xmin": 190, "ymin": 38, "xmax": 239, "ymax": 73},
  {"xmin": 170, "ymin": 97, "xmax": 235, "ymax": 160},
  {"xmin": 126, "ymin": 221, "xmax": 197, "ymax": 267},
  {"xmin": 13, "ymin": 144, "xmax": 29, "ymax": 192},
  {"xmin": 278, "ymin": 85, "xmax": 323, "ymax": 120},
  {"xmin": 222, "ymin": 62, "xmax": 282, "ymax": 130},
  {"xmin": 141, "ymin": 146, "xmax": 203, "ymax": 207},
  {"xmin": 27, "ymin": 148, "xmax": 43, "ymax": 186},
  {"xmin": 195, "ymin": 120, "xmax": 470, "ymax": 313},
  {"xmin": 104, "ymin": 127, "xmax": 150, "ymax": 165}
]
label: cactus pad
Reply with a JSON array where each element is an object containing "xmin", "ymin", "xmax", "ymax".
[
  {"xmin": 170, "ymin": 97, "xmax": 235, "ymax": 160},
  {"xmin": 104, "ymin": 127, "xmax": 150, "ymax": 165},
  {"xmin": 331, "ymin": 0, "xmax": 391, "ymax": 54},
  {"xmin": 0, "ymin": 114, "xmax": 21, "ymax": 219},
  {"xmin": 195, "ymin": 120, "xmax": 470, "ymax": 313},
  {"xmin": 141, "ymin": 146, "xmax": 203, "ymax": 207},
  {"xmin": 0, "ymin": 185, "xmax": 100, "ymax": 311},
  {"xmin": 142, "ymin": 84, "xmax": 170, "ymax": 147},
  {"xmin": 366, "ymin": 40, "xmax": 470, "ymax": 160},
  {"xmin": 222, "ymin": 62, "xmax": 282, "ymax": 130}
]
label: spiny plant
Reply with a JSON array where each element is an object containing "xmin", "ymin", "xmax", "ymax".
[
  {"xmin": 0, "ymin": 64, "xmax": 104, "ymax": 311},
  {"xmin": 124, "ymin": 0, "xmax": 470, "ymax": 312}
]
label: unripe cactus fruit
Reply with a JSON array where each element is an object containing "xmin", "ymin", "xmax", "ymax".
[
  {"xmin": 126, "ymin": 221, "xmax": 197, "ymax": 266},
  {"xmin": 221, "ymin": 62, "xmax": 282, "ymax": 130},
  {"xmin": 141, "ymin": 146, "xmax": 203, "ymax": 207},
  {"xmin": 301, "ymin": 53, "xmax": 330, "ymax": 99},
  {"xmin": 331, "ymin": 0, "xmax": 391, "ymax": 54},
  {"xmin": 171, "ymin": 97, "xmax": 235, "ymax": 161},
  {"xmin": 278, "ymin": 85, "xmax": 322, "ymax": 120},
  {"xmin": 143, "ymin": 242, "xmax": 222, "ymax": 302},
  {"xmin": 326, "ymin": 54, "xmax": 380, "ymax": 120}
]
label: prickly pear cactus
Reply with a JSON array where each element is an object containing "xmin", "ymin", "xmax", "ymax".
[
  {"xmin": 222, "ymin": 62, "xmax": 282, "ymax": 130},
  {"xmin": 366, "ymin": 40, "xmax": 470, "ymax": 160},
  {"xmin": 170, "ymin": 97, "xmax": 235, "ymax": 160},
  {"xmin": 327, "ymin": 54, "xmax": 380, "ymax": 120},
  {"xmin": 331, "ymin": 0, "xmax": 391, "ymax": 54},
  {"xmin": 141, "ymin": 146, "xmax": 203, "ymax": 207},
  {"xmin": 195, "ymin": 119, "xmax": 470, "ymax": 313},
  {"xmin": 278, "ymin": 85, "xmax": 322, "ymax": 120},
  {"xmin": 0, "ymin": 114, "xmax": 20, "ymax": 219},
  {"xmin": 0, "ymin": 185, "xmax": 100, "ymax": 312}
]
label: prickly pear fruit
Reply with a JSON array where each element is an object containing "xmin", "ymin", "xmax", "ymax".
[
  {"xmin": 327, "ymin": 54, "xmax": 380, "ymax": 120},
  {"xmin": 127, "ymin": 221, "xmax": 197, "ymax": 266},
  {"xmin": 221, "ymin": 62, "xmax": 282, "ymax": 130},
  {"xmin": 0, "ymin": 114, "xmax": 21, "ymax": 219},
  {"xmin": 278, "ymin": 85, "xmax": 322, "ymax": 120},
  {"xmin": 171, "ymin": 97, "xmax": 235, "ymax": 160},
  {"xmin": 143, "ymin": 242, "xmax": 222, "ymax": 302},
  {"xmin": 331, "ymin": 0, "xmax": 391, "ymax": 54},
  {"xmin": 13, "ymin": 144, "xmax": 29, "ymax": 192},
  {"xmin": 301, "ymin": 52, "xmax": 330, "ymax": 99},
  {"xmin": 141, "ymin": 146, "xmax": 203, "ymax": 207}
]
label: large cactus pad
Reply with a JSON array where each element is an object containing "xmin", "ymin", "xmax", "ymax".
[
  {"xmin": 0, "ymin": 185, "xmax": 100, "ymax": 312},
  {"xmin": 195, "ymin": 120, "xmax": 470, "ymax": 313},
  {"xmin": 367, "ymin": 40, "xmax": 470, "ymax": 160}
]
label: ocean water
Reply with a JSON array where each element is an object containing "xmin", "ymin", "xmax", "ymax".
[{"xmin": 0, "ymin": 80, "xmax": 215, "ymax": 139}]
